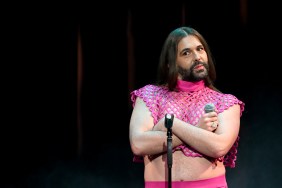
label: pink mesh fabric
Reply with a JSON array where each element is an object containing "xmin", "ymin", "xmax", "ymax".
[{"xmin": 130, "ymin": 84, "xmax": 245, "ymax": 168}]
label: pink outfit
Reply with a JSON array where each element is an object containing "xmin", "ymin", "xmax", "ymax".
[
  {"xmin": 130, "ymin": 80, "xmax": 245, "ymax": 168},
  {"xmin": 145, "ymin": 174, "xmax": 227, "ymax": 188}
]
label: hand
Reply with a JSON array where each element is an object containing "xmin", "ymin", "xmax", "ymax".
[
  {"xmin": 152, "ymin": 116, "xmax": 166, "ymax": 132},
  {"xmin": 152, "ymin": 116, "xmax": 183, "ymax": 145},
  {"xmin": 197, "ymin": 111, "xmax": 218, "ymax": 132}
]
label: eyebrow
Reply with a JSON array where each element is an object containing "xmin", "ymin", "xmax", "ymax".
[
  {"xmin": 179, "ymin": 45, "xmax": 204, "ymax": 53},
  {"xmin": 179, "ymin": 48, "xmax": 190, "ymax": 54}
]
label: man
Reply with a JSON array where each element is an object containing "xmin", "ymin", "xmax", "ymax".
[{"xmin": 129, "ymin": 26, "xmax": 245, "ymax": 187}]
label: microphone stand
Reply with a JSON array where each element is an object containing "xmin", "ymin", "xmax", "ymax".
[
  {"xmin": 167, "ymin": 126, "xmax": 172, "ymax": 188},
  {"xmin": 165, "ymin": 114, "xmax": 174, "ymax": 188}
]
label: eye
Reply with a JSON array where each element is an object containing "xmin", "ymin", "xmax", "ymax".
[
  {"xmin": 197, "ymin": 46, "xmax": 205, "ymax": 52},
  {"xmin": 183, "ymin": 50, "xmax": 191, "ymax": 56}
]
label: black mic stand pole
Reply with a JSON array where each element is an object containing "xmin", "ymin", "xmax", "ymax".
[{"xmin": 165, "ymin": 114, "xmax": 174, "ymax": 188}]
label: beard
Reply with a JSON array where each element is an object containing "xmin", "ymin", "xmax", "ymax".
[{"xmin": 178, "ymin": 61, "xmax": 209, "ymax": 82}]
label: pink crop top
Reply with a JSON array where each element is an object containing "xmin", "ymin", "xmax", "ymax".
[{"xmin": 130, "ymin": 80, "xmax": 245, "ymax": 168}]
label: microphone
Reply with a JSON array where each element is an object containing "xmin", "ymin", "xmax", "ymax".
[
  {"xmin": 165, "ymin": 114, "xmax": 174, "ymax": 129},
  {"xmin": 204, "ymin": 103, "xmax": 215, "ymax": 113},
  {"xmin": 165, "ymin": 113, "xmax": 174, "ymax": 177}
]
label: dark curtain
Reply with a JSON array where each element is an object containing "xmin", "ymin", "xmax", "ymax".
[{"xmin": 3, "ymin": 1, "xmax": 282, "ymax": 188}]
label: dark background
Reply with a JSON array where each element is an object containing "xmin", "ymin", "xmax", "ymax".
[{"xmin": 3, "ymin": 1, "xmax": 282, "ymax": 187}]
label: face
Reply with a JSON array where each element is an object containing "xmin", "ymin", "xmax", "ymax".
[{"xmin": 176, "ymin": 35, "xmax": 209, "ymax": 82}]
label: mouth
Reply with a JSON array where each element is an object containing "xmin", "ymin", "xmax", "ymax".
[{"xmin": 193, "ymin": 65, "xmax": 204, "ymax": 70}]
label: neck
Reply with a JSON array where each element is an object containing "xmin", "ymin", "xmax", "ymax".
[{"xmin": 176, "ymin": 80, "xmax": 205, "ymax": 92}]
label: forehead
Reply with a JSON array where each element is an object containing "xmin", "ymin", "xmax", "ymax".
[{"xmin": 178, "ymin": 35, "xmax": 202, "ymax": 49}]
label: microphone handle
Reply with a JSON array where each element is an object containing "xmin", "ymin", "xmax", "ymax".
[{"xmin": 167, "ymin": 135, "xmax": 172, "ymax": 168}]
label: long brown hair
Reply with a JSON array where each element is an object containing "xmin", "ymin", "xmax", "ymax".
[{"xmin": 157, "ymin": 26, "xmax": 218, "ymax": 91}]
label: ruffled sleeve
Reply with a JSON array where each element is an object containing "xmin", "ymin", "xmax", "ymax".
[{"xmin": 130, "ymin": 84, "xmax": 161, "ymax": 125}]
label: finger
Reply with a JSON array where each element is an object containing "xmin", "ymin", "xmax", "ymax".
[{"xmin": 210, "ymin": 121, "xmax": 217, "ymax": 128}]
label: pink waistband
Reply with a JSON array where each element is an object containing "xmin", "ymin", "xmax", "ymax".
[{"xmin": 145, "ymin": 174, "xmax": 227, "ymax": 188}]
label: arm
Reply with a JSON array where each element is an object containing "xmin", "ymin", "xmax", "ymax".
[
  {"xmin": 129, "ymin": 97, "xmax": 183, "ymax": 156},
  {"xmin": 172, "ymin": 104, "xmax": 241, "ymax": 158}
]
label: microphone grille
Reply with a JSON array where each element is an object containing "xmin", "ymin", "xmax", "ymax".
[{"xmin": 204, "ymin": 103, "xmax": 215, "ymax": 113}]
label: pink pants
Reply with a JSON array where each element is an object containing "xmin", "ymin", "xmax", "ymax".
[{"xmin": 145, "ymin": 174, "xmax": 227, "ymax": 188}]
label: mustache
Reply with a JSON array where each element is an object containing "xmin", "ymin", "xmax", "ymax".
[{"xmin": 191, "ymin": 61, "xmax": 209, "ymax": 71}]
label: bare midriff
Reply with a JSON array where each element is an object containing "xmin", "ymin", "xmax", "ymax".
[{"xmin": 144, "ymin": 150, "xmax": 225, "ymax": 181}]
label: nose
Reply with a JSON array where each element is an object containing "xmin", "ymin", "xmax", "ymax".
[{"xmin": 193, "ymin": 51, "xmax": 201, "ymax": 61}]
